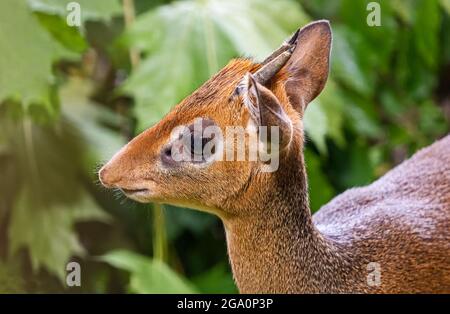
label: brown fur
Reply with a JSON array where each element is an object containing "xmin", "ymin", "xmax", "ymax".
[{"xmin": 99, "ymin": 21, "xmax": 450, "ymax": 293}]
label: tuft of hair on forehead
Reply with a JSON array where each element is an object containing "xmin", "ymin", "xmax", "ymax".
[
  {"xmin": 176, "ymin": 58, "xmax": 260, "ymax": 113},
  {"xmin": 151, "ymin": 58, "xmax": 261, "ymax": 134}
]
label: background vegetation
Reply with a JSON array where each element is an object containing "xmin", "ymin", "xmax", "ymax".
[{"xmin": 0, "ymin": 0, "xmax": 448, "ymax": 293}]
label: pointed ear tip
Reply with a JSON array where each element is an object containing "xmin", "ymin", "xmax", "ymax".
[
  {"xmin": 299, "ymin": 19, "xmax": 332, "ymax": 36},
  {"xmin": 315, "ymin": 19, "xmax": 331, "ymax": 26},
  {"xmin": 288, "ymin": 28, "xmax": 301, "ymax": 45}
]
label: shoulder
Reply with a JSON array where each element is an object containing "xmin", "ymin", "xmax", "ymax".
[{"xmin": 312, "ymin": 135, "xmax": 450, "ymax": 237}]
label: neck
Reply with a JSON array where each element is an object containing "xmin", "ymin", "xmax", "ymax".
[{"xmin": 223, "ymin": 149, "xmax": 352, "ymax": 293}]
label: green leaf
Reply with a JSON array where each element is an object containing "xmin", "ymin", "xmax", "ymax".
[
  {"xmin": 304, "ymin": 80, "xmax": 346, "ymax": 154},
  {"xmin": 164, "ymin": 205, "xmax": 217, "ymax": 240},
  {"xmin": 392, "ymin": 0, "xmax": 441, "ymax": 100},
  {"xmin": 9, "ymin": 186, "xmax": 109, "ymax": 281},
  {"xmin": 412, "ymin": 0, "xmax": 441, "ymax": 69},
  {"xmin": 305, "ymin": 150, "xmax": 335, "ymax": 212},
  {"xmin": 331, "ymin": 25, "xmax": 373, "ymax": 96},
  {"xmin": 417, "ymin": 100, "xmax": 448, "ymax": 136},
  {"xmin": 339, "ymin": 0, "xmax": 397, "ymax": 70},
  {"xmin": 192, "ymin": 263, "xmax": 237, "ymax": 294},
  {"xmin": 101, "ymin": 250, "xmax": 197, "ymax": 294},
  {"xmin": 441, "ymin": 0, "xmax": 450, "ymax": 14},
  {"xmin": 122, "ymin": 0, "xmax": 307, "ymax": 130},
  {"xmin": 341, "ymin": 91, "xmax": 383, "ymax": 139},
  {"xmin": 2, "ymin": 101, "xmax": 109, "ymax": 281},
  {"xmin": 331, "ymin": 142, "xmax": 375, "ymax": 189},
  {"xmin": 34, "ymin": 12, "xmax": 88, "ymax": 53},
  {"xmin": 304, "ymin": 100, "xmax": 327, "ymax": 154},
  {"xmin": 59, "ymin": 77, "xmax": 126, "ymax": 166},
  {"xmin": 335, "ymin": 1, "xmax": 398, "ymax": 96},
  {"xmin": 28, "ymin": 0, "xmax": 122, "ymax": 23},
  {"xmin": 0, "ymin": 0, "xmax": 73, "ymax": 113}
]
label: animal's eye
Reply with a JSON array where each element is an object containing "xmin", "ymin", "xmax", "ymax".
[
  {"xmin": 190, "ymin": 133, "xmax": 209, "ymax": 156},
  {"xmin": 169, "ymin": 117, "xmax": 218, "ymax": 165},
  {"xmin": 190, "ymin": 133, "xmax": 197, "ymax": 155},
  {"xmin": 185, "ymin": 131, "xmax": 216, "ymax": 163}
]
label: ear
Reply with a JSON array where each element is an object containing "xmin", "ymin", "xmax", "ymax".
[
  {"xmin": 284, "ymin": 20, "xmax": 332, "ymax": 114},
  {"xmin": 244, "ymin": 73, "xmax": 293, "ymax": 150}
]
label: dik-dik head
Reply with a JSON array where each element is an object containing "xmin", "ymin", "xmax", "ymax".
[{"xmin": 99, "ymin": 20, "xmax": 332, "ymax": 218}]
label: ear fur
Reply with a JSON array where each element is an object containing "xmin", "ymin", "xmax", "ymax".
[
  {"xmin": 284, "ymin": 20, "xmax": 332, "ymax": 113},
  {"xmin": 243, "ymin": 73, "xmax": 293, "ymax": 150}
]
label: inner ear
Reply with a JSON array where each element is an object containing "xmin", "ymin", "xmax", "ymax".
[
  {"xmin": 284, "ymin": 20, "xmax": 332, "ymax": 114},
  {"xmin": 244, "ymin": 74, "xmax": 293, "ymax": 150}
]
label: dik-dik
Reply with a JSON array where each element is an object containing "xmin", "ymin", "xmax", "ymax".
[{"xmin": 99, "ymin": 21, "xmax": 450, "ymax": 293}]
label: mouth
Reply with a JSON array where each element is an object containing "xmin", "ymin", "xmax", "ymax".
[
  {"xmin": 119, "ymin": 188, "xmax": 153, "ymax": 203},
  {"xmin": 121, "ymin": 188, "xmax": 150, "ymax": 195}
]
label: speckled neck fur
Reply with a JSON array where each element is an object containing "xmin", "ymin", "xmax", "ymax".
[
  {"xmin": 224, "ymin": 147, "xmax": 354, "ymax": 293},
  {"xmin": 223, "ymin": 135, "xmax": 450, "ymax": 293}
]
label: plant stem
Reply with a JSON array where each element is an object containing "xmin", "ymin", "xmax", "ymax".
[
  {"xmin": 152, "ymin": 204, "xmax": 168, "ymax": 262},
  {"xmin": 122, "ymin": 0, "xmax": 140, "ymax": 69}
]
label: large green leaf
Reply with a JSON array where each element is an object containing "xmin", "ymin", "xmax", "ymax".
[
  {"xmin": 60, "ymin": 77, "xmax": 126, "ymax": 166},
  {"xmin": 122, "ymin": 0, "xmax": 308, "ymax": 130},
  {"xmin": 1, "ymin": 103, "xmax": 110, "ymax": 281},
  {"xmin": 164, "ymin": 205, "xmax": 217, "ymax": 240},
  {"xmin": 331, "ymin": 25, "xmax": 373, "ymax": 96},
  {"xmin": 340, "ymin": 88, "xmax": 382, "ymax": 139},
  {"xmin": 27, "ymin": 0, "xmax": 122, "ymax": 53},
  {"xmin": 101, "ymin": 250, "xmax": 197, "ymax": 293},
  {"xmin": 192, "ymin": 263, "xmax": 237, "ymax": 294},
  {"xmin": 329, "ymin": 142, "xmax": 376, "ymax": 190},
  {"xmin": 9, "ymin": 185, "xmax": 108, "ymax": 281},
  {"xmin": 0, "ymin": 0, "xmax": 73, "ymax": 113},
  {"xmin": 304, "ymin": 80, "xmax": 346, "ymax": 154},
  {"xmin": 34, "ymin": 12, "xmax": 88, "ymax": 53},
  {"xmin": 303, "ymin": 101, "xmax": 328, "ymax": 153}
]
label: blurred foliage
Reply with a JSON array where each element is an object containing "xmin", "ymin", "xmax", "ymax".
[
  {"xmin": 100, "ymin": 250, "xmax": 197, "ymax": 293},
  {"xmin": 0, "ymin": 0, "xmax": 448, "ymax": 293},
  {"xmin": 121, "ymin": 0, "xmax": 308, "ymax": 129}
]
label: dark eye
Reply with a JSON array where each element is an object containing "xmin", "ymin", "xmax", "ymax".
[
  {"xmin": 190, "ymin": 133, "xmax": 208, "ymax": 156},
  {"xmin": 202, "ymin": 137, "xmax": 210, "ymax": 150},
  {"xmin": 188, "ymin": 132, "xmax": 215, "ymax": 162},
  {"xmin": 190, "ymin": 133, "xmax": 197, "ymax": 154}
]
